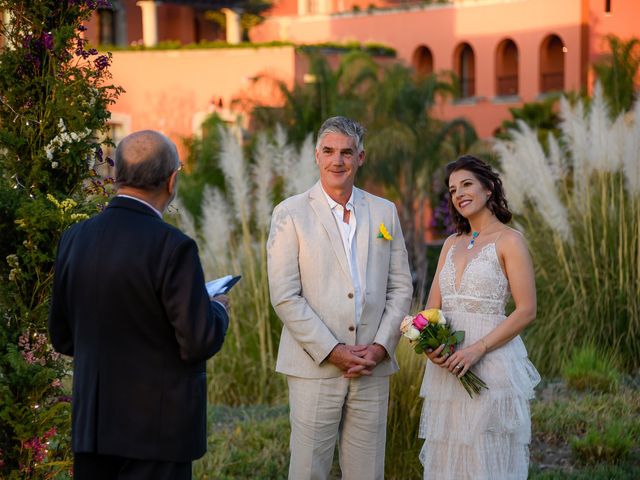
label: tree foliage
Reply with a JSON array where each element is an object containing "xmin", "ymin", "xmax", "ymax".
[
  {"xmin": 0, "ymin": 1, "xmax": 121, "ymax": 476},
  {"xmin": 593, "ymin": 35, "xmax": 640, "ymax": 118},
  {"xmin": 249, "ymin": 50, "xmax": 379, "ymax": 146}
]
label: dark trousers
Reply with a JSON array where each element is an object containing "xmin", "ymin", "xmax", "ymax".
[{"xmin": 74, "ymin": 452, "xmax": 191, "ymax": 480}]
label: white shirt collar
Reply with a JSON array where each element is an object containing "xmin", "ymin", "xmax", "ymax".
[
  {"xmin": 321, "ymin": 186, "xmax": 356, "ymax": 212},
  {"xmin": 117, "ymin": 194, "xmax": 163, "ymax": 218}
]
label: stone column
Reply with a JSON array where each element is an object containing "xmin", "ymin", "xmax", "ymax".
[
  {"xmin": 297, "ymin": 0, "xmax": 308, "ymax": 16},
  {"xmin": 136, "ymin": 0, "xmax": 158, "ymax": 47},
  {"xmin": 221, "ymin": 8, "xmax": 241, "ymax": 45}
]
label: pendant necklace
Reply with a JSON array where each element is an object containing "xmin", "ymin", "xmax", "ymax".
[
  {"xmin": 467, "ymin": 231, "xmax": 479, "ymax": 250},
  {"xmin": 467, "ymin": 220, "xmax": 499, "ymax": 250}
]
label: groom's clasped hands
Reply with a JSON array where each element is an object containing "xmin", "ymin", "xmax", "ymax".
[{"xmin": 328, "ymin": 343, "xmax": 387, "ymax": 378}]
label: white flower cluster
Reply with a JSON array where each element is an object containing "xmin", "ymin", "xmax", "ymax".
[{"xmin": 44, "ymin": 119, "xmax": 91, "ymax": 168}]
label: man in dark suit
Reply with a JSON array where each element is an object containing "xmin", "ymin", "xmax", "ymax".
[{"xmin": 48, "ymin": 130, "xmax": 229, "ymax": 480}]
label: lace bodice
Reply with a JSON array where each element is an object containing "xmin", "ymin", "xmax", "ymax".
[{"xmin": 439, "ymin": 243, "xmax": 510, "ymax": 315}]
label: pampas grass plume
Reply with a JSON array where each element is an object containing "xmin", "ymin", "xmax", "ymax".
[
  {"xmin": 200, "ymin": 185, "xmax": 232, "ymax": 275},
  {"xmin": 218, "ymin": 124, "xmax": 250, "ymax": 224},
  {"xmin": 252, "ymin": 133, "xmax": 274, "ymax": 231}
]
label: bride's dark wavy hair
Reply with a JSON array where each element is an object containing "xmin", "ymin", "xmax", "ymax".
[{"xmin": 444, "ymin": 155, "xmax": 512, "ymax": 234}]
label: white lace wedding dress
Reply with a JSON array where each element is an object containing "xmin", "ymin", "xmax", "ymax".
[{"xmin": 419, "ymin": 243, "xmax": 540, "ymax": 480}]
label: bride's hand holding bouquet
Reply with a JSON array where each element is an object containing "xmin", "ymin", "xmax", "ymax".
[
  {"xmin": 400, "ymin": 308, "xmax": 488, "ymax": 398},
  {"xmin": 441, "ymin": 338, "xmax": 488, "ymax": 378}
]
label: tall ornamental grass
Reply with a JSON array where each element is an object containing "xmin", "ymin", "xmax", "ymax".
[
  {"xmin": 385, "ymin": 339, "xmax": 426, "ymax": 478},
  {"xmin": 495, "ymin": 83, "xmax": 640, "ymax": 375},
  {"xmin": 172, "ymin": 125, "xmax": 317, "ymax": 405}
]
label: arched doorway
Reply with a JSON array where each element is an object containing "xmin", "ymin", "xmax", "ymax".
[
  {"xmin": 412, "ymin": 45, "xmax": 434, "ymax": 77},
  {"xmin": 455, "ymin": 43, "xmax": 475, "ymax": 98},
  {"xmin": 540, "ymin": 34, "xmax": 565, "ymax": 93},
  {"xmin": 496, "ymin": 38, "xmax": 518, "ymax": 96}
]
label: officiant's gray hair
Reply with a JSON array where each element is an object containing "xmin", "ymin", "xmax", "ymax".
[
  {"xmin": 115, "ymin": 130, "xmax": 180, "ymax": 190},
  {"xmin": 316, "ymin": 116, "xmax": 366, "ymax": 153}
]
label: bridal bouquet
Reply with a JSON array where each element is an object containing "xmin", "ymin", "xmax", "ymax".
[{"xmin": 400, "ymin": 309, "xmax": 488, "ymax": 398}]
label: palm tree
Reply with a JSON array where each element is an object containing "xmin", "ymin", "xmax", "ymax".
[
  {"xmin": 248, "ymin": 49, "xmax": 379, "ymax": 145},
  {"xmin": 593, "ymin": 35, "xmax": 640, "ymax": 117},
  {"xmin": 362, "ymin": 65, "xmax": 477, "ymax": 302},
  {"xmin": 495, "ymin": 95, "xmax": 561, "ymax": 148}
]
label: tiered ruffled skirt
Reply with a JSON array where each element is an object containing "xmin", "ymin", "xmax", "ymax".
[{"xmin": 418, "ymin": 311, "xmax": 540, "ymax": 480}]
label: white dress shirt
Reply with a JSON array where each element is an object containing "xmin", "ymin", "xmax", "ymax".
[{"xmin": 322, "ymin": 187, "xmax": 364, "ymax": 326}]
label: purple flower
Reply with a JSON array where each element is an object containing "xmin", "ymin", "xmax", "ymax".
[
  {"xmin": 430, "ymin": 194, "xmax": 455, "ymax": 234},
  {"xmin": 22, "ymin": 35, "xmax": 33, "ymax": 49},
  {"xmin": 94, "ymin": 54, "xmax": 110, "ymax": 70},
  {"xmin": 41, "ymin": 32, "xmax": 54, "ymax": 51},
  {"xmin": 107, "ymin": 157, "xmax": 114, "ymax": 166}
]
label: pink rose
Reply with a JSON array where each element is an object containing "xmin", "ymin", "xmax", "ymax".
[{"xmin": 413, "ymin": 313, "xmax": 428, "ymax": 330}]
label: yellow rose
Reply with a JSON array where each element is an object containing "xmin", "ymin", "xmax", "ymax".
[{"xmin": 420, "ymin": 308, "xmax": 446, "ymax": 325}]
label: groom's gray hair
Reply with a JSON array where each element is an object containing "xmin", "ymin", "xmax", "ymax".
[{"xmin": 316, "ymin": 116, "xmax": 366, "ymax": 153}]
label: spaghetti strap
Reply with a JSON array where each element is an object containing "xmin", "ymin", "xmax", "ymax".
[{"xmin": 494, "ymin": 229, "xmax": 506, "ymax": 243}]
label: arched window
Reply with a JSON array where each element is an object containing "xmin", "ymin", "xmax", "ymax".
[
  {"xmin": 455, "ymin": 43, "xmax": 475, "ymax": 98},
  {"xmin": 412, "ymin": 45, "xmax": 434, "ymax": 77},
  {"xmin": 496, "ymin": 38, "xmax": 518, "ymax": 96},
  {"xmin": 540, "ymin": 34, "xmax": 565, "ymax": 93}
]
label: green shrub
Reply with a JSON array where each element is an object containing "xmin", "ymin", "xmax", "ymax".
[
  {"xmin": 562, "ymin": 346, "xmax": 621, "ymax": 393},
  {"xmin": 571, "ymin": 421, "xmax": 633, "ymax": 465}
]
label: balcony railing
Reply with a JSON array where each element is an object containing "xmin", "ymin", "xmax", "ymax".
[
  {"xmin": 496, "ymin": 75, "xmax": 518, "ymax": 96},
  {"xmin": 541, "ymin": 72, "xmax": 564, "ymax": 93}
]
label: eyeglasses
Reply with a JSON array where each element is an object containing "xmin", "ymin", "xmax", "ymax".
[{"xmin": 166, "ymin": 203, "xmax": 180, "ymax": 214}]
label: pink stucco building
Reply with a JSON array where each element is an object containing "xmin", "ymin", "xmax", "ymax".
[{"xmin": 81, "ymin": 0, "xmax": 639, "ymax": 149}]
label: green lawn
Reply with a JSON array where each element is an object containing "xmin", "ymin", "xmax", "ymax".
[{"xmin": 194, "ymin": 378, "xmax": 640, "ymax": 479}]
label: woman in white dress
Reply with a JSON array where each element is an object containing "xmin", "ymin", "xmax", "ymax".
[{"xmin": 419, "ymin": 155, "xmax": 540, "ymax": 480}]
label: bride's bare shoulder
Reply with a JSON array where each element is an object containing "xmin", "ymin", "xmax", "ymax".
[
  {"xmin": 442, "ymin": 233, "xmax": 460, "ymax": 253},
  {"xmin": 496, "ymin": 226, "xmax": 530, "ymax": 256}
]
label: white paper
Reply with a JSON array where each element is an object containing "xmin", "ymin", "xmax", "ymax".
[{"xmin": 206, "ymin": 275, "xmax": 233, "ymax": 297}]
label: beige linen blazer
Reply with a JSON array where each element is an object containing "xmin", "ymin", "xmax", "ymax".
[{"xmin": 267, "ymin": 182, "xmax": 413, "ymax": 379}]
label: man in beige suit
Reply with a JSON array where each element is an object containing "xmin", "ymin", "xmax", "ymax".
[{"xmin": 267, "ymin": 116, "xmax": 413, "ymax": 479}]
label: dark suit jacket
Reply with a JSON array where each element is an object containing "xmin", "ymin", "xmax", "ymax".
[{"xmin": 48, "ymin": 196, "xmax": 228, "ymax": 462}]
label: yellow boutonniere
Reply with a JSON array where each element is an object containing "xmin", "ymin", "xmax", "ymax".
[{"xmin": 377, "ymin": 223, "xmax": 393, "ymax": 241}]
